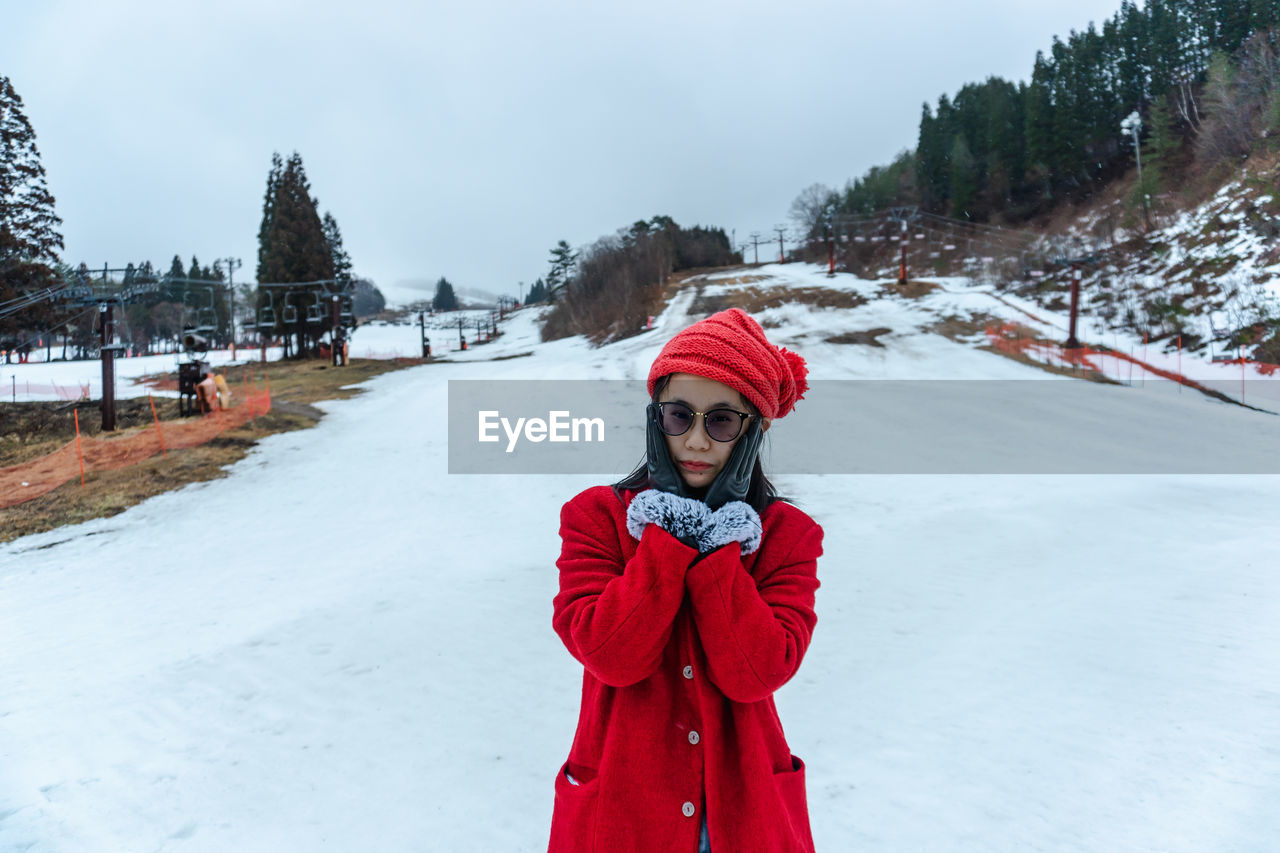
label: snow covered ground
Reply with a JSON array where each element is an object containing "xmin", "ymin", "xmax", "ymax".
[{"xmin": 2, "ymin": 264, "xmax": 1278, "ymax": 851}]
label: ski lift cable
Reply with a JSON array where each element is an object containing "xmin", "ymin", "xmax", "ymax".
[
  {"xmin": 1, "ymin": 303, "xmax": 100, "ymax": 355},
  {"xmin": 0, "ymin": 286, "xmax": 73, "ymax": 320}
]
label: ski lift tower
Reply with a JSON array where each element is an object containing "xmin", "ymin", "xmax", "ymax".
[{"xmin": 1049, "ymin": 246, "xmax": 1104, "ymax": 350}]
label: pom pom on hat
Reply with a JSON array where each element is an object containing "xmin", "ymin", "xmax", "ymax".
[{"xmin": 647, "ymin": 308, "xmax": 809, "ymax": 420}]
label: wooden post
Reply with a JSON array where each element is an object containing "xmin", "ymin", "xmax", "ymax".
[
  {"xmin": 74, "ymin": 408, "xmax": 85, "ymax": 486},
  {"xmin": 149, "ymin": 393, "xmax": 167, "ymax": 456},
  {"xmin": 1065, "ymin": 264, "xmax": 1082, "ymax": 349}
]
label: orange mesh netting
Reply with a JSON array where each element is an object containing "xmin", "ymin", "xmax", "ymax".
[
  {"xmin": 985, "ymin": 322, "xmax": 1280, "ymax": 389},
  {"xmin": 0, "ymin": 386, "xmax": 271, "ymax": 510},
  {"xmin": 5, "ymin": 380, "xmax": 95, "ymax": 401}
]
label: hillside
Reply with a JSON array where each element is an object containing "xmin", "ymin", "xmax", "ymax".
[{"xmin": 1033, "ymin": 152, "xmax": 1280, "ymax": 362}]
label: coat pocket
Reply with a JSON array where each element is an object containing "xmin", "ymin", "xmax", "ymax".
[
  {"xmin": 772, "ymin": 754, "xmax": 815, "ymax": 853},
  {"xmin": 549, "ymin": 759, "xmax": 600, "ymax": 852}
]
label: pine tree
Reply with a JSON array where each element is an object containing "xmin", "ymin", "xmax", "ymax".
[
  {"xmin": 433, "ymin": 277, "xmax": 458, "ymax": 311},
  {"xmin": 915, "ymin": 102, "xmax": 951, "ymax": 213},
  {"xmin": 948, "ymin": 136, "xmax": 978, "ymax": 219},
  {"xmin": 258, "ymin": 153, "xmax": 333, "ymax": 284},
  {"xmin": 0, "ymin": 76, "xmax": 65, "ymax": 348},
  {"xmin": 322, "ymin": 211, "xmax": 353, "ymax": 284},
  {"xmin": 546, "ymin": 239, "xmax": 578, "ymax": 303},
  {"xmin": 256, "ymin": 153, "xmax": 282, "ymax": 283},
  {"xmin": 256, "ymin": 151, "xmax": 335, "ymax": 356},
  {"xmin": 526, "ymin": 278, "xmax": 547, "ymax": 303}
]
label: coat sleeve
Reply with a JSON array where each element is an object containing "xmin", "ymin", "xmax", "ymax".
[
  {"xmin": 684, "ymin": 517, "xmax": 823, "ymax": 703},
  {"xmin": 552, "ymin": 493, "xmax": 699, "ymax": 687}
]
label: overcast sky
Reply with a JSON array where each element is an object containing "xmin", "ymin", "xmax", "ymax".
[{"xmin": 9, "ymin": 0, "xmax": 1128, "ymax": 306}]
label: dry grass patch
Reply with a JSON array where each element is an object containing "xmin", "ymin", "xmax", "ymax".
[
  {"xmin": 924, "ymin": 312, "xmax": 1004, "ymax": 341},
  {"xmin": 885, "ymin": 280, "xmax": 943, "ymax": 299},
  {"xmin": 690, "ymin": 284, "xmax": 868, "ymax": 316}
]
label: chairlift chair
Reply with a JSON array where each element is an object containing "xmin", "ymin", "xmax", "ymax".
[
  {"xmin": 196, "ymin": 307, "xmax": 217, "ymax": 332},
  {"xmin": 283, "ymin": 304, "xmax": 299, "ymax": 324}
]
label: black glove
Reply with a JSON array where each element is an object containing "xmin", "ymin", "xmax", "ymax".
[
  {"xmin": 703, "ymin": 417, "xmax": 763, "ymax": 510},
  {"xmin": 646, "ymin": 403, "xmax": 689, "ymax": 497}
]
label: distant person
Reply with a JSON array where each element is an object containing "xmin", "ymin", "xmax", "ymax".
[{"xmin": 548, "ymin": 308, "xmax": 823, "ymax": 852}]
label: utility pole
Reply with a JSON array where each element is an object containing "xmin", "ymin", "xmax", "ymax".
[
  {"xmin": 749, "ymin": 232, "xmax": 762, "ymax": 264},
  {"xmin": 898, "ymin": 219, "xmax": 909, "ymax": 284},
  {"xmin": 1120, "ymin": 111, "xmax": 1149, "ymax": 231},
  {"xmin": 774, "ymin": 225, "xmax": 787, "ymax": 263},
  {"xmin": 222, "ymin": 257, "xmax": 242, "ymax": 346},
  {"xmin": 1050, "ymin": 251, "xmax": 1099, "ymax": 350},
  {"xmin": 331, "ymin": 295, "xmax": 341, "ymax": 366},
  {"xmin": 100, "ymin": 301, "xmax": 117, "ymax": 431}
]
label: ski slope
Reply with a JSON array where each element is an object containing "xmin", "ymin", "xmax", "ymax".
[{"xmin": 2, "ymin": 265, "xmax": 1278, "ymax": 852}]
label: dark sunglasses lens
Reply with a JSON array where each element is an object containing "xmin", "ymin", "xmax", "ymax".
[
  {"xmin": 705, "ymin": 410, "xmax": 743, "ymax": 441},
  {"xmin": 659, "ymin": 403, "xmax": 693, "ymax": 436}
]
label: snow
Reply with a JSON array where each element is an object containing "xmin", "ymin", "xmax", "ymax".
[{"xmin": 2, "ymin": 264, "xmax": 1279, "ymax": 851}]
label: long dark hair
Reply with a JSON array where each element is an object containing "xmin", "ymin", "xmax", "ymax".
[{"xmin": 611, "ymin": 374, "xmax": 792, "ymax": 512}]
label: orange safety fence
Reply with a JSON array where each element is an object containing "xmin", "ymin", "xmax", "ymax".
[
  {"xmin": 5, "ymin": 380, "xmax": 95, "ymax": 401},
  {"xmin": 0, "ymin": 385, "xmax": 271, "ymax": 510},
  {"xmin": 985, "ymin": 322, "xmax": 1280, "ymax": 394}
]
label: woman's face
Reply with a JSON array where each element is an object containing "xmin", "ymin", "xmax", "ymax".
[{"xmin": 657, "ymin": 373, "xmax": 770, "ymax": 491}]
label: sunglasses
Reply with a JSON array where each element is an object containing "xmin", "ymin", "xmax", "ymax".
[{"xmin": 653, "ymin": 401, "xmax": 753, "ymax": 443}]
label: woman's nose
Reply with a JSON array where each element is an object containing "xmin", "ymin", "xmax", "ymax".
[{"xmin": 683, "ymin": 416, "xmax": 712, "ymax": 449}]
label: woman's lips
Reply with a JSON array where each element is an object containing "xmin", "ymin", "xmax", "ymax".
[{"xmin": 680, "ymin": 461, "xmax": 712, "ymax": 471}]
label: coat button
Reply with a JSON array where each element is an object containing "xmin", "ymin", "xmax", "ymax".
[
  {"xmin": 682, "ymin": 801, "xmax": 696, "ymax": 818},
  {"xmin": 683, "ymin": 665, "xmax": 693, "ymax": 679},
  {"xmin": 688, "ymin": 730, "xmax": 700, "ymax": 745}
]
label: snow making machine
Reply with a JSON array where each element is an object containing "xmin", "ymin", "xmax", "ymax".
[{"xmin": 177, "ymin": 358, "xmax": 211, "ymax": 417}]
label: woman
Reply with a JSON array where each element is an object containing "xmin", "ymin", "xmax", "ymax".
[{"xmin": 549, "ymin": 308, "xmax": 824, "ymax": 852}]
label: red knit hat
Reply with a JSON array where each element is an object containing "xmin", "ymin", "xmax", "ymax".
[{"xmin": 647, "ymin": 308, "xmax": 809, "ymax": 420}]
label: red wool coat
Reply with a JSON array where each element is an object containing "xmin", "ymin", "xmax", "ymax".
[{"xmin": 549, "ymin": 485, "xmax": 824, "ymax": 853}]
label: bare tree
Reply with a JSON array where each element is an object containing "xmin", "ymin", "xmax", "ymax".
[{"xmin": 788, "ymin": 183, "xmax": 837, "ymax": 239}]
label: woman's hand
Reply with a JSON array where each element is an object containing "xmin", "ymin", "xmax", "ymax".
[
  {"xmin": 626, "ymin": 489, "xmax": 711, "ymax": 549},
  {"xmin": 627, "ymin": 490, "xmax": 761, "ymax": 555},
  {"xmin": 645, "ymin": 403, "xmax": 689, "ymax": 496},
  {"xmin": 704, "ymin": 418, "xmax": 763, "ymax": 509},
  {"xmin": 698, "ymin": 501, "xmax": 763, "ymax": 555}
]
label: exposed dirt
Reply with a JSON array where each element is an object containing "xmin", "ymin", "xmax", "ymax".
[{"xmin": 824, "ymin": 328, "xmax": 893, "ymax": 347}]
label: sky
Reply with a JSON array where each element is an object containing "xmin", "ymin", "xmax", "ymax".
[{"xmin": 8, "ymin": 0, "xmax": 1130, "ymax": 306}]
